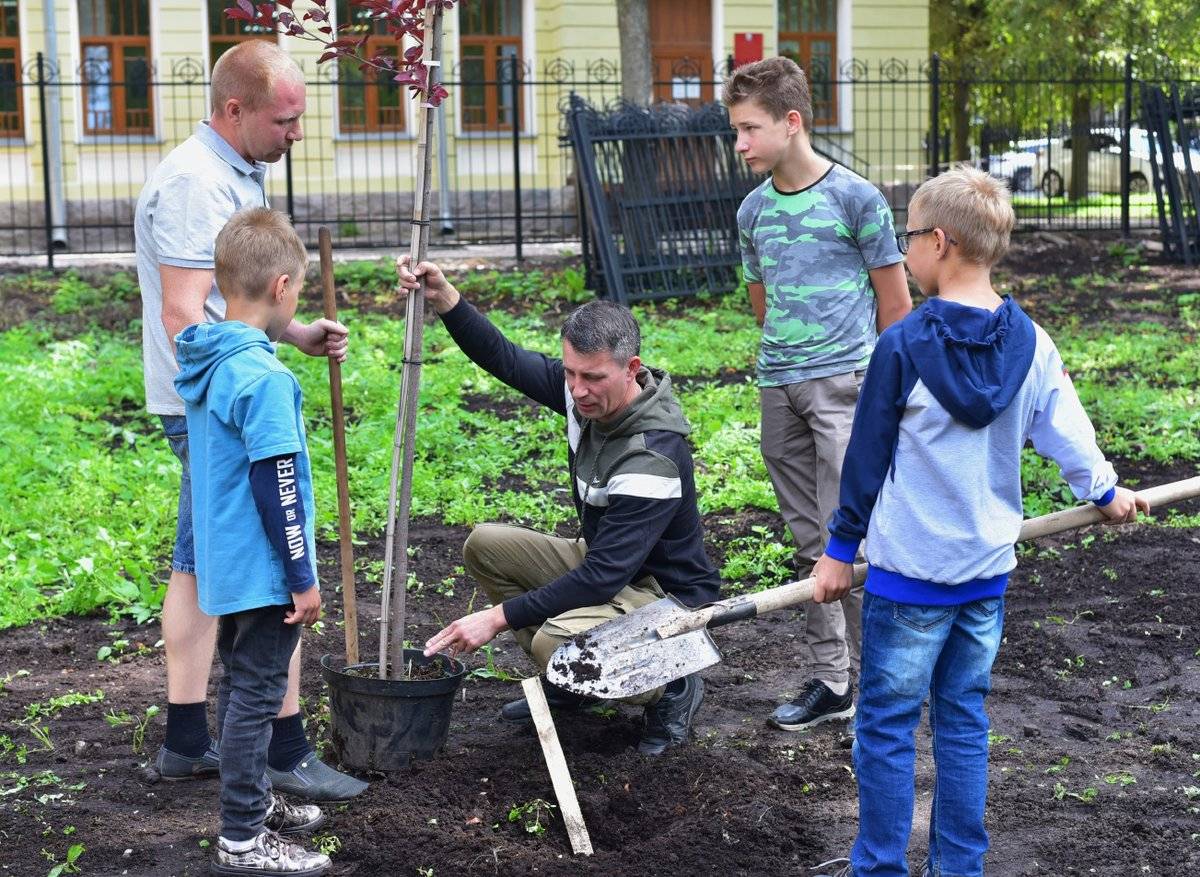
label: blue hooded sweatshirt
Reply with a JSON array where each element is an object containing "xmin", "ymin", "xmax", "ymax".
[
  {"xmin": 825, "ymin": 297, "xmax": 1117, "ymax": 605},
  {"xmin": 174, "ymin": 321, "xmax": 317, "ymax": 616}
]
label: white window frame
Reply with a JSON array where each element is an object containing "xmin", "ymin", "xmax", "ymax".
[
  {"xmin": 69, "ymin": 0, "xmax": 164, "ymax": 144},
  {"xmin": 10, "ymin": 0, "xmax": 33, "ymax": 145},
  {"xmin": 327, "ymin": 2, "xmax": 416, "ymax": 141},
  {"xmin": 452, "ymin": 0, "xmax": 535, "ymax": 140},
  {"xmin": 772, "ymin": 0, "xmax": 853, "ymax": 134}
]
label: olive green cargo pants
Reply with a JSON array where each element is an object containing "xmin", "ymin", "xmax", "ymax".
[{"xmin": 464, "ymin": 522, "xmax": 666, "ymax": 705}]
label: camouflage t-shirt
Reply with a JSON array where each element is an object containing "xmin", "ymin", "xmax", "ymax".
[{"xmin": 737, "ymin": 164, "xmax": 903, "ymax": 387}]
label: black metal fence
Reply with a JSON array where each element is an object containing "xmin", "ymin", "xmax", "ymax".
[
  {"xmin": 929, "ymin": 56, "xmax": 1200, "ymax": 238},
  {"xmin": 3, "ymin": 54, "xmax": 1199, "ymax": 267},
  {"xmin": 1140, "ymin": 83, "xmax": 1200, "ymax": 264},
  {"xmin": 566, "ymin": 96, "xmax": 758, "ymax": 303}
]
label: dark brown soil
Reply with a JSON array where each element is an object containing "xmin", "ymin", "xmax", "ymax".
[
  {"xmin": 3, "ymin": 237, "xmax": 1199, "ymax": 875},
  {"xmin": 1, "ymin": 502, "xmax": 1198, "ymax": 877},
  {"xmin": 340, "ymin": 660, "xmax": 454, "ymax": 683}
]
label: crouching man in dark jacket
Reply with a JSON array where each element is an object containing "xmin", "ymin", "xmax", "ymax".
[{"xmin": 397, "ymin": 257, "xmax": 721, "ymax": 755}]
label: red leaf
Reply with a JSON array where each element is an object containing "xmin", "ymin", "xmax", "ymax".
[
  {"xmin": 237, "ymin": 0, "xmax": 254, "ymax": 13},
  {"xmin": 225, "ymin": 8, "xmax": 252, "ymax": 22}
]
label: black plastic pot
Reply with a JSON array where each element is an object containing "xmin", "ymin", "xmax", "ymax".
[{"xmin": 320, "ymin": 649, "xmax": 466, "ymax": 771}]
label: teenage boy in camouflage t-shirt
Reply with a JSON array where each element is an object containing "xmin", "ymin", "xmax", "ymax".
[{"xmin": 725, "ymin": 57, "xmax": 912, "ymax": 731}]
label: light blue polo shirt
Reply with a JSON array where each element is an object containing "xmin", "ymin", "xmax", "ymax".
[{"xmin": 135, "ymin": 122, "xmax": 268, "ymax": 415}]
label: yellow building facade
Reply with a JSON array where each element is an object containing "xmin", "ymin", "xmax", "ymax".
[{"xmin": 0, "ymin": 0, "xmax": 929, "ymax": 253}]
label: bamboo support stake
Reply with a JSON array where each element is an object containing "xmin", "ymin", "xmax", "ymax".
[
  {"xmin": 380, "ymin": 6, "xmax": 443, "ymax": 680},
  {"xmin": 318, "ymin": 227, "xmax": 359, "ymax": 666}
]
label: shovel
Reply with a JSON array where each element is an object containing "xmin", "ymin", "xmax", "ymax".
[
  {"xmin": 318, "ymin": 227, "xmax": 359, "ymax": 666},
  {"xmin": 546, "ymin": 476, "xmax": 1200, "ymax": 699}
]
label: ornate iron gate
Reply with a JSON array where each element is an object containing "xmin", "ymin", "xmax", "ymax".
[{"xmin": 565, "ymin": 94, "xmax": 761, "ymax": 303}]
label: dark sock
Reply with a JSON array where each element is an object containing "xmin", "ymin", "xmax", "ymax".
[
  {"xmin": 164, "ymin": 702, "xmax": 211, "ymax": 758},
  {"xmin": 267, "ymin": 713, "xmax": 311, "ymax": 773}
]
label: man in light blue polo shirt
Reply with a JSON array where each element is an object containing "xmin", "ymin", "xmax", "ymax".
[{"xmin": 135, "ymin": 39, "xmax": 364, "ymax": 803}]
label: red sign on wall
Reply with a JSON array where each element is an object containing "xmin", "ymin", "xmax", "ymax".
[{"xmin": 733, "ymin": 33, "xmax": 764, "ymax": 68}]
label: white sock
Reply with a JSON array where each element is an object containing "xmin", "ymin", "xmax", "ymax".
[
  {"xmin": 826, "ymin": 679, "xmax": 849, "ymax": 697},
  {"xmin": 219, "ymin": 836, "xmax": 256, "ymax": 853}
]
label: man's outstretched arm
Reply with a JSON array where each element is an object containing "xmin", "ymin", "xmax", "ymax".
[{"xmin": 397, "ymin": 256, "xmax": 567, "ymax": 414}]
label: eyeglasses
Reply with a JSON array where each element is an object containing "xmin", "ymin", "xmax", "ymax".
[{"xmin": 896, "ymin": 227, "xmax": 957, "ymax": 255}]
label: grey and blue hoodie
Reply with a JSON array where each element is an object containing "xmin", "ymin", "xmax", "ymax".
[{"xmin": 825, "ymin": 296, "xmax": 1117, "ymax": 605}]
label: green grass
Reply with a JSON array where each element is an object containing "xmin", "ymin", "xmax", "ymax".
[
  {"xmin": 1054, "ymin": 322, "xmax": 1200, "ymax": 463},
  {"xmin": 1012, "ymin": 193, "xmax": 1158, "ymax": 220},
  {"xmin": 0, "ymin": 265, "xmax": 1195, "ymax": 626}
]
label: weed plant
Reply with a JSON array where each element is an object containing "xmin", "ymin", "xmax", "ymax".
[{"xmin": 0, "ymin": 266, "xmax": 1195, "ymax": 626}]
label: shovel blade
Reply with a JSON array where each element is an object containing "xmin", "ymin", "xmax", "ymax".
[{"xmin": 545, "ymin": 596, "xmax": 723, "ymax": 698}]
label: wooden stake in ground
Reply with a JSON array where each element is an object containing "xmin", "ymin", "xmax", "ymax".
[
  {"xmin": 379, "ymin": 5, "xmax": 444, "ymax": 680},
  {"xmin": 318, "ymin": 226, "xmax": 359, "ymax": 666},
  {"xmin": 521, "ymin": 676, "xmax": 594, "ymax": 856}
]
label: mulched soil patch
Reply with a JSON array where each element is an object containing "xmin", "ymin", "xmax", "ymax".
[
  {"xmin": 995, "ymin": 232, "xmax": 1199, "ymax": 328},
  {"xmin": 1, "ymin": 506, "xmax": 1197, "ymax": 876}
]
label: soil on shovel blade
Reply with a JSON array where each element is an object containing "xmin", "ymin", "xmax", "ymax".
[{"xmin": 1, "ymin": 510, "xmax": 1199, "ymax": 877}]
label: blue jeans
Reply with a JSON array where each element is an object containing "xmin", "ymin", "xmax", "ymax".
[
  {"xmin": 216, "ymin": 604, "xmax": 300, "ymax": 840},
  {"xmin": 852, "ymin": 591, "xmax": 1005, "ymax": 877},
  {"xmin": 159, "ymin": 415, "xmax": 195, "ymax": 574}
]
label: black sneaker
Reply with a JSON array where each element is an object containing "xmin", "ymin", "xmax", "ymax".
[
  {"xmin": 499, "ymin": 678, "xmax": 597, "ymax": 725},
  {"xmin": 264, "ymin": 794, "xmax": 325, "ymax": 836},
  {"xmin": 637, "ymin": 674, "xmax": 704, "ymax": 756},
  {"xmin": 770, "ymin": 679, "xmax": 855, "ymax": 731}
]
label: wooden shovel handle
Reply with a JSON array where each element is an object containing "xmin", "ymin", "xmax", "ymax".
[
  {"xmin": 319, "ymin": 227, "xmax": 359, "ymax": 666},
  {"xmin": 659, "ymin": 475, "xmax": 1200, "ymax": 639},
  {"xmin": 1015, "ymin": 476, "xmax": 1200, "ymax": 540}
]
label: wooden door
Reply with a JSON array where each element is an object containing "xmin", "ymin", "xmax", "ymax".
[{"xmin": 649, "ymin": 0, "xmax": 713, "ymax": 105}]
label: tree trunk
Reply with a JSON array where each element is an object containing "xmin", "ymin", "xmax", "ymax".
[
  {"xmin": 952, "ymin": 76, "xmax": 971, "ymax": 163},
  {"xmin": 617, "ymin": 0, "xmax": 652, "ymax": 105},
  {"xmin": 1069, "ymin": 89, "xmax": 1091, "ymax": 202}
]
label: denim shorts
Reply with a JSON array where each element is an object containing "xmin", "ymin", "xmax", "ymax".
[{"xmin": 160, "ymin": 415, "xmax": 195, "ymax": 574}]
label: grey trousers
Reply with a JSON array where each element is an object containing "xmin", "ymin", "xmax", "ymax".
[
  {"xmin": 463, "ymin": 522, "xmax": 666, "ymax": 705},
  {"xmin": 760, "ymin": 372, "xmax": 864, "ymax": 686}
]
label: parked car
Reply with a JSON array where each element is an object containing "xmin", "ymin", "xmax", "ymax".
[
  {"xmin": 989, "ymin": 129, "xmax": 1200, "ymax": 197},
  {"xmin": 1128, "ymin": 127, "xmax": 1200, "ymax": 182},
  {"xmin": 1030, "ymin": 131, "xmax": 1155, "ymax": 197},
  {"xmin": 982, "ymin": 140, "xmax": 1042, "ymax": 193}
]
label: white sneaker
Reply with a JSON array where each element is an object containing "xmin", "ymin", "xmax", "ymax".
[{"xmin": 212, "ymin": 830, "xmax": 331, "ymax": 875}]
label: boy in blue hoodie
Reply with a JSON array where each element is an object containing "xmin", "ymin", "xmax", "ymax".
[
  {"xmin": 809, "ymin": 167, "xmax": 1148, "ymax": 877},
  {"xmin": 174, "ymin": 208, "xmax": 332, "ymax": 876}
]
